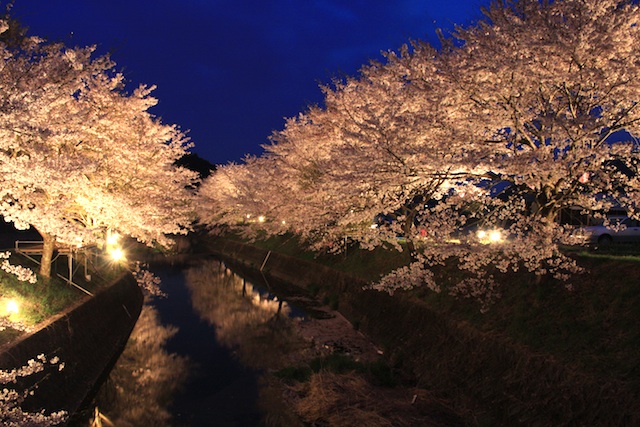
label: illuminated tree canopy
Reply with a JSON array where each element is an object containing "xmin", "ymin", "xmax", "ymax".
[
  {"xmin": 0, "ymin": 19, "xmax": 198, "ymax": 278},
  {"xmin": 199, "ymin": 0, "xmax": 640, "ymax": 306}
]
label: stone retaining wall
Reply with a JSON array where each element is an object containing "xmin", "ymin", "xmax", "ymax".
[
  {"xmin": 210, "ymin": 238, "xmax": 640, "ymax": 426},
  {"xmin": 0, "ymin": 273, "xmax": 143, "ymax": 422}
]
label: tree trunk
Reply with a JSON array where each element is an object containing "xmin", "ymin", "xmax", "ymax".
[
  {"xmin": 532, "ymin": 187, "xmax": 559, "ymax": 223},
  {"xmin": 39, "ymin": 231, "xmax": 56, "ymax": 280},
  {"xmin": 404, "ymin": 228, "xmax": 416, "ymax": 255},
  {"xmin": 403, "ymin": 207, "xmax": 417, "ymax": 257}
]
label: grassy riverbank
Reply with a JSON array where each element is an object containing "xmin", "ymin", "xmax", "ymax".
[
  {"xmin": 0, "ymin": 251, "xmax": 124, "ymax": 347},
  {"xmin": 220, "ymin": 234, "xmax": 640, "ymax": 424}
]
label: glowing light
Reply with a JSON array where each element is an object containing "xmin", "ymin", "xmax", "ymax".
[
  {"xmin": 258, "ymin": 216, "xmax": 265, "ymax": 223},
  {"xmin": 6, "ymin": 299, "xmax": 19, "ymax": 315},
  {"xmin": 477, "ymin": 229, "xmax": 504, "ymax": 244},
  {"xmin": 106, "ymin": 232, "xmax": 120, "ymax": 246},
  {"xmin": 110, "ymin": 247, "xmax": 125, "ymax": 262}
]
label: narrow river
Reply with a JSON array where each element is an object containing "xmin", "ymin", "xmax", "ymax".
[
  {"xmin": 87, "ymin": 257, "xmax": 449, "ymax": 427},
  {"xmin": 89, "ymin": 258, "xmax": 310, "ymax": 427},
  {"xmin": 152, "ymin": 263, "xmax": 263, "ymax": 426}
]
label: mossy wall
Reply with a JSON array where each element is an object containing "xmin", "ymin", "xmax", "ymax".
[
  {"xmin": 211, "ymin": 239, "xmax": 640, "ymax": 426},
  {"xmin": 0, "ymin": 273, "xmax": 143, "ymax": 421}
]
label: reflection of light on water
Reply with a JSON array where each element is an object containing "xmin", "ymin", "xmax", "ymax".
[
  {"xmin": 185, "ymin": 260, "xmax": 309, "ymax": 372},
  {"xmin": 91, "ymin": 303, "xmax": 189, "ymax": 426},
  {"xmin": 216, "ymin": 261, "xmax": 298, "ymax": 318}
]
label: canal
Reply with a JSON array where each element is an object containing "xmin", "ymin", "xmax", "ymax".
[
  {"xmin": 87, "ymin": 257, "xmax": 449, "ymax": 427},
  {"xmin": 89, "ymin": 258, "xmax": 312, "ymax": 426},
  {"xmin": 152, "ymin": 263, "xmax": 264, "ymax": 426}
]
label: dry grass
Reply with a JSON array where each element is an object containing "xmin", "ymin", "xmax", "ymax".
[
  {"xmin": 213, "ymin": 237, "xmax": 640, "ymax": 424},
  {"xmin": 291, "ymin": 371, "xmax": 461, "ymax": 427}
]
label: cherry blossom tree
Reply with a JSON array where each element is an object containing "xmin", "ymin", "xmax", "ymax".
[
  {"xmin": 422, "ymin": 0, "xmax": 639, "ymax": 294},
  {"xmin": 0, "ymin": 354, "xmax": 67, "ymax": 426},
  {"xmin": 0, "ymin": 19, "xmax": 197, "ymax": 278},
  {"xmin": 200, "ymin": 0, "xmax": 640, "ymax": 307},
  {"xmin": 446, "ymin": 0, "xmax": 640, "ymax": 220},
  {"xmin": 309, "ymin": 51, "xmax": 494, "ymax": 254},
  {"xmin": 198, "ymin": 155, "xmax": 282, "ymax": 233},
  {"xmin": 202, "ymin": 51, "xmax": 486, "ymax": 253},
  {"xmin": 366, "ymin": 0, "xmax": 639, "ymax": 304}
]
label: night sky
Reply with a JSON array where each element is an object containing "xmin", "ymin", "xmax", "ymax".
[{"xmin": 11, "ymin": 1, "xmax": 490, "ymax": 165}]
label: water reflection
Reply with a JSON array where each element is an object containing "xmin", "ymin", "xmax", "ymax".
[
  {"xmin": 89, "ymin": 303, "xmax": 189, "ymax": 427},
  {"xmin": 151, "ymin": 265, "xmax": 263, "ymax": 427},
  {"xmin": 185, "ymin": 260, "xmax": 309, "ymax": 372},
  {"xmin": 87, "ymin": 259, "xmax": 441, "ymax": 427}
]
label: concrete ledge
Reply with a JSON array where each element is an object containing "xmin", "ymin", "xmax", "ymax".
[{"xmin": 0, "ymin": 273, "xmax": 143, "ymax": 420}]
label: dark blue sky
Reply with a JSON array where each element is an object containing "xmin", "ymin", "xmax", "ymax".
[{"xmin": 11, "ymin": 0, "xmax": 489, "ymax": 165}]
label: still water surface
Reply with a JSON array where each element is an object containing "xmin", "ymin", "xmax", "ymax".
[
  {"xmin": 153, "ymin": 262, "xmax": 265, "ymax": 426},
  {"xmin": 90, "ymin": 258, "xmax": 443, "ymax": 427},
  {"xmin": 95, "ymin": 257, "xmax": 308, "ymax": 427}
]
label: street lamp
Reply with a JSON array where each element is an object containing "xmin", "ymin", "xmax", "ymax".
[{"xmin": 104, "ymin": 229, "xmax": 126, "ymax": 263}]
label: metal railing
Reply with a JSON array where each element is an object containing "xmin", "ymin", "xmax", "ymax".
[{"xmin": 14, "ymin": 240, "xmax": 94, "ymax": 296}]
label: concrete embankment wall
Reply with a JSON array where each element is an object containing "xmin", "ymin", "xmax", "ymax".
[
  {"xmin": 0, "ymin": 273, "xmax": 143, "ymax": 421},
  {"xmin": 210, "ymin": 239, "xmax": 639, "ymax": 427}
]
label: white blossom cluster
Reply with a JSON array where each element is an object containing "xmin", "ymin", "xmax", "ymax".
[
  {"xmin": 0, "ymin": 317, "xmax": 33, "ymax": 333},
  {"xmin": 0, "ymin": 354, "xmax": 67, "ymax": 426},
  {"xmin": 197, "ymin": 0, "xmax": 640, "ymax": 309},
  {"xmin": 132, "ymin": 262, "xmax": 165, "ymax": 298},
  {"xmin": 0, "ymin": 252, "xmax": 37, "ymax": 284}
]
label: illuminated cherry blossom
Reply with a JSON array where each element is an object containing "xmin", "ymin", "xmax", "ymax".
[
  {"xmin": 0, "ymin": 354, "xmax": 67, "ymax": 426},
  {"xmin": 200, "ymin": 0, "xmax": 640, "ymax": 306},
  {"xmin": 0, "ymin": 20, "xmax": 198, "ymax": 278}
]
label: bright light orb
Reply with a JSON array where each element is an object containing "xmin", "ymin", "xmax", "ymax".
[
  {"xmin": 110, "ymin": 247, "xmax": 125, "ymax": 262},
  {"xmin": 258, "ymin": 216, "xmax": 265, "ymax": 223},
  {"xmin": 477, "ymin": 229, "xmax": 503, "ymax": 244},
  {"xmin": 489, "ymin": 230, "xmax": 503, "ymax": 242},
  {"xmin": 106, "ymin": 232, "xmax": 120, "ymax": 246},
  {"xmin": 6, "ymin": 299, "xmax": 19, "ymax": 315}
]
